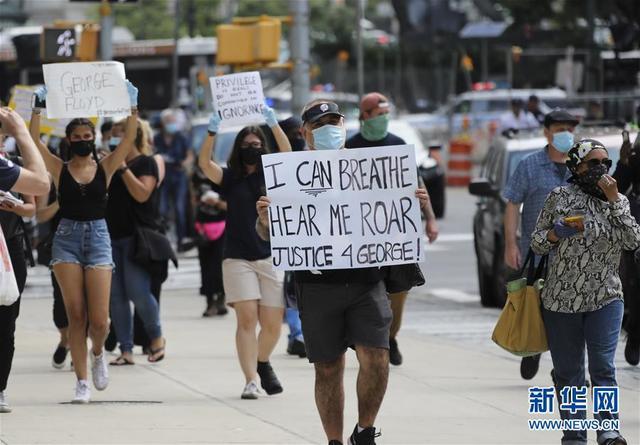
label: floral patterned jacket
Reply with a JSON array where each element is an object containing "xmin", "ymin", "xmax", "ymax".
[{"xmin": 531, "ymin": 184, "xmax": 640, "ymax": 313}]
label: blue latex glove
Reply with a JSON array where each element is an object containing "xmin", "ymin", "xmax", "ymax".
[
  {"xmin": 262, "ymin": 105, "xmax": 278, "ymax": 127},
  {"xmin": 208, "ymin": 112, "xmax": 222, "ymax": 134},
  {"xmin": 125, "ymin": 80, "xmax": 138, "ymax": 107},
  {"xmin": 33, "ymin": 85, "xmax": 47, "ymax": 107},
  {"xmin": 553, "ymin": 220, "xmax": 580, "ymax": 239}
]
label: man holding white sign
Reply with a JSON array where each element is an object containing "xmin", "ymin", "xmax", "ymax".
[{"xmin": 257, "ymin": 100, "xmax": 429, "ymax": 445}]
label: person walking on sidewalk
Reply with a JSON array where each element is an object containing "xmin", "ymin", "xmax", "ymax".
[
  {"xmin": 106, "ymin": 117, "xmax": 167, "ymax": 366},
  {"xmin": 256, "ymin": 100, "xmax": 432, "ymax": 445},
  {"xmin": 155, "ymin": 109, "xmax": 192, "ymax": 251},
  {"xmin": 502, "ymin": 109, "xmax": 578, "ymax": 380},
  {"xmin": 198, "ymin": 104, "xmax": 290, "ymax": 400},
  {"xmin": 345, "ymin": 92, "xmax": 438, "ymax": 366},
  {"xmin": 29, "ymin": 83, "xmax": 138, "ymax": 403},
  {"xmin": 613, "ymin": 132, "xmax": 640, "ymax": 366},
  {"xmin": 192, "ymin": 166, "xmax": 227, "ymax": 317},
  {"xmin": 0, "ymin": 136, "xmax": 36, "ymax": 413},
  {"xmin": 531, "ymin": 138, "xmax": 640, "ymax": 445}
]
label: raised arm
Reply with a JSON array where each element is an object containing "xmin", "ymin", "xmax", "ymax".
[
  {"xmin": 262, "ymin": 106, "xmax": 291, "ymax": 152},
  {"xmin": 29, "ymin": 87, "xmax": 63, "ymax": 181},
  {"xmin": 197, "ymin": 113, "xmax": 223, "ymax": 185},
  {"xmin": 120, "ymin": 164, "xmax": 157, "ymax": 203},
  {"xmin": 101, "ymin": 81, "xmax": 139, "ymax": 179},
  {"xmin": 0, "ymin": 108, "xmax": 50, "ymax": 196}
]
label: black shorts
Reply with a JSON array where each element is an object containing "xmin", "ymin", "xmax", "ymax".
[{"xmin": 295, "ymin": 280, "xmax": 392, "ymax": 363}]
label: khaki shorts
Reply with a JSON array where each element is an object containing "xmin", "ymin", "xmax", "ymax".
[{"xmin": 222, "ymin": 258, "xmax": 285, "ymax": 308}]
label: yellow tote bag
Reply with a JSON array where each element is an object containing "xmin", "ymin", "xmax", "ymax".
[{"xmin": 492, "ymin": 254, "xmax": 549, "ymax": 357}]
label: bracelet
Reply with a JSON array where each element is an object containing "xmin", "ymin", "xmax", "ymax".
[
  {"xmin": 119, "ymin": 166, "xmax": 129, "ymax": 173},
  {"xmin": 32, "ymin": 108, "xmax": 42, "ymax": 115},
  {"xmin": 207, "ymin": 130, "xmax": 217, "ymax": 136}
]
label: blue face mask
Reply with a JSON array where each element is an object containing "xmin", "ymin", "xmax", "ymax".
[
  {"xmin": 312, "ymin": 124, "xmax": 346, "ymax": 150},
  {"xmin": 109, "ymin": 137, "xmax": 121, "ymax": 151},
  {"xmin": 552, "ymin": 131, "xmax": 574, "ymax": 153},
  {"xmin": 165, "ymin": 123, "xmax": 179, "ymax": 134}
]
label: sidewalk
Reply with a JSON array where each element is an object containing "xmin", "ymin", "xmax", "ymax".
[{"xmin": 1, "ymin": 286, "xmax": 638, "ymax": 445}]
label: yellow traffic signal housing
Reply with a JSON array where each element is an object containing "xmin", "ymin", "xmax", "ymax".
[
  {"xmin": 216, "ymin": 24, "xmax": 254, "ymax": 65},
  {"xmin": 77, "ymin": 25, "xmax": 99, "ymax": 61},
  {"xmin": 216, "ymin": 17, "xmax": 282, "ymax": 66},
  {"xmin": 254, "ymin": 19, "xmax": 281, "ymax": 62}
]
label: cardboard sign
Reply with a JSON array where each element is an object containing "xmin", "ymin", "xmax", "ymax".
[
  {"xmin": 210, "ymin": 71, "xmax": 264, "ymax": 127},
  {"xmin": 262, "ymin": 145, "xmax": 424, "ymax": 271},
  {"xmin": 42, "ymin": 61, "xmax": 130, "ymax": 119}
]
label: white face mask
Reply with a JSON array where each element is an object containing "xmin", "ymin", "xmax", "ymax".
[{"xmin": 312, "ymin": 124, "xmax": 346, "ymax": 150}]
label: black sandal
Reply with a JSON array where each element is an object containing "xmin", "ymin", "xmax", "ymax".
[
  {"xmin": 148, "ymin": 339, "xmax": 166, "ymax": 363},
  {"xmin": 110, "ymin": 355, "xmax": 134, "ymax": 366}
]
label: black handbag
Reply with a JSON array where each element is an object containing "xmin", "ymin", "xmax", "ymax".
[
  {"xmin": 130, "ymin": 225, "xmax": 178, "ymax": 269},
  {"xmin": 383, "ymin": 263, "xmax": 426, "ymax": 294}
]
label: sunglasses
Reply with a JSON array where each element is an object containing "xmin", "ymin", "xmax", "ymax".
[{"xmin": 584, "ymin": 158, "xmax": 612, "ymax": 169}]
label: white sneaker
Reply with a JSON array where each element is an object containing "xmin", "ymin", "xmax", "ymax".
[
  {"xmin": 0, "ymin": 391, "xmax": 12, "ymax": 413},
  {"xmin": 91, "ymin": 351, "xmax": 109, "ymax": 391},
  {"xmin": 71, "ymin": 380, "xmax": 91, "ymax": 404},
  {"xmin": 241, "ymin": 381, "xmax": 260, "ymax": 400}
]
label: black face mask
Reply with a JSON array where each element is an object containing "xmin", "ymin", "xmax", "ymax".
[
  {"xmin": 240, "ymin": 147, "xmax": 263, "ymax": 166},
  {"xmin": 69, "ymin": 140, "xmax": 95, "ymax": 157},
  {"xmin": 574, "ymin": 164, "xmax": 608, "ymax": 200},
  {"xmin": 291, "ymin": 137, "xmax": 306, "ymax": 152}
]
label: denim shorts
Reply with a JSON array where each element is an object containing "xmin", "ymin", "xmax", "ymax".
[{"xmin": 51, "ymin": 218, "xmax": 114, "ymax": 270}]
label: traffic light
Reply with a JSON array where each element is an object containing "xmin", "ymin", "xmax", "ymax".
[
  {"xmin": 77, "ymin": 25, "xmax": 100, "ymax": 61},
  {"xmin": 41, "ymin": 27, "xmax": 77, "ymax": 62},
  {"xmin": 216, "ymin": 16, "xmax": 282, "ymax": 66}
]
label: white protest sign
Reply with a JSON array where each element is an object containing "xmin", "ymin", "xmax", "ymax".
[
  {"xmin": 210, "ymin": 71, "xmax": 264, "ymax": 127},
  {"xmin": 42, "ymin": 61, "xmax": 130, "ymax": 119},
  {"xmin": 262, "ymin": 145, "xmax": 424, "ymax": 271}
]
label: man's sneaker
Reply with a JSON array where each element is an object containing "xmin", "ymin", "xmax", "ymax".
[
  {"xmin": 624, "ymin": 336, "xmax": 639, "ymax": 366},
  {"xmin": 52, "ymin": 344, "xmax": 68, "ymax": 369},
  {"xmin": 389, "ymin": 337, "xmax": 403, "ymax": 366},
  {"xmin": 71, "ymin": 380, "xmax": 91, "ymax": 404},
  {"xmin": 520, "ymin": 354, "xmax": 541, "ymax": 380},
  {"xmin": 0, "ymin": 391, "xmax": 12, "ymax": 413},
  {"xmin": 287, "ymin": 339, "xmax": 307, "ymax": 358},
  {"xmin": 240, "ymin": 381, "xmax": 260, "ymax": 400},
  {"xmin": 91, "ymin": 351, "xmax": 109, "ymax": 391},
  {"xmin": 257, "ymin": 361, "xmax": 283, "ymax": 395},
  {"xmin": 348, "ymin": 425, "xmax": 381, "ymax": 445}
]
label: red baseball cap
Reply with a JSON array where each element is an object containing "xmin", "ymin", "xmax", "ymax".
[{"xmin": 360, "ymin": 92, "xmax": 390, "ymax": 116}]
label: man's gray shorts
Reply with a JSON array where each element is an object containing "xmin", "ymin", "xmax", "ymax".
[{"xmin": 295, "ymin": 280, "xmax": 392, "ymax": 363}]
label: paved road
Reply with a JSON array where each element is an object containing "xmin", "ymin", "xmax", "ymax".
[{"xmin": 2, "ymin": 187, "xmax": 638, "ymax": 444}]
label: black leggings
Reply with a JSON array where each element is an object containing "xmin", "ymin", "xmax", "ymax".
[
  {"xmin": 197, "ymin": 238, "xmax": 224, "ymax": 298},
  {"xmin": 52, "ymin": 272, "xmax": 68, "ymax": 329},
  {"xmin": 621, "ymin": 251, "xmax": 640, "ymax": 341},
  {"xmin": 0, "ymin": 236, "xmax": 28, "ymax": 392}
]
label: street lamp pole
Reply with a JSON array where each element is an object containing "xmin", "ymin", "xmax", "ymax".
[
  {"xmin": 289, "ymin": 0, "xmax": 310, "ymax": 116},
  {"xmin": 356, "ymin": 0, "xmax": 364, "ymax": 98},
  {"xmin": 99, "ymin": 0, "xmax": 113, "ymax": 61}
]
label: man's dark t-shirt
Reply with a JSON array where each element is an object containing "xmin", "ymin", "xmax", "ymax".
[
  {"xmin": 153, "ymin": 132, "xmax": 190, "ymax": 168},
  {"xmin": 345, "ymin": 132, "xmax": 406, "ymax": 149},
  {"xmin": 0, "ymin": 157, "xmax": 20, "ymax": 192},
  {"xmin": 106, "ymin": 155, "xmax": 161, "ymax": 239},
  {"xmin": 220, "ymin": 167, "xmax": 270, "ymax": 261}
]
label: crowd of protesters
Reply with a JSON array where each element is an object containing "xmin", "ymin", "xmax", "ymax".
[{"xmin": 1, "ymin": 71, "xmax": 639, "ymax": 445}]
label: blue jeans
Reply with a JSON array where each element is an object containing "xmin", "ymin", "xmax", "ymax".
[
  {"xmin": 159, "ymin": 169, "xmax": 188, "ymax": 242},
  {"xmin": 110, "ymin": 237, "xmax": 162, "ymax": 353},
  {"xmin": 542, "ymin": 300, "xmax": 624, "ymax": 445},
  {"xmin": 286, "ymin": 308, "xmax": 303, "ymax": 343}
]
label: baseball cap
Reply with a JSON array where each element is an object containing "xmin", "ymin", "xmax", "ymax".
[
  {"xmin": 543, "ymin": 109, "xmax": 579, "ymax": 128},
  {"xmin": 301, "ymin": 101, "xmax": 344, "ymax": 124},
  {"xmin": 360, "ymin": 92, "xmax": 390, "ymax": 114}
]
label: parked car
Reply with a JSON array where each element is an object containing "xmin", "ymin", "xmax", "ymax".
[
  {"xmin": 345, "ymin": 119, "xmax": 447, "ymax": 218},
  {"xmin": 468, "ymin": 127, "xmax": 627, "ymax": 308}
]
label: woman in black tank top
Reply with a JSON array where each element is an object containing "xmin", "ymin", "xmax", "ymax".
[{"xmin": 29, "ymin": 82, "xmax": 139, "ymax": 403}]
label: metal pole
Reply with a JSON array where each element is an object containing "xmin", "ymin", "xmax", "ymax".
[
  {"xmin": 99, "ymin": 0, "xmax": 113, "ymax": 60},
  {"xmin": 171, "ymin": 0, "xmax": 180, "ymax": 107},
  {"xmin": 289, "ymin": 0, "xmax": 310, "ymax": 116},
  {"xmin": 356, "ymin": 0, "xmax": 364, "ymax": 98}
]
